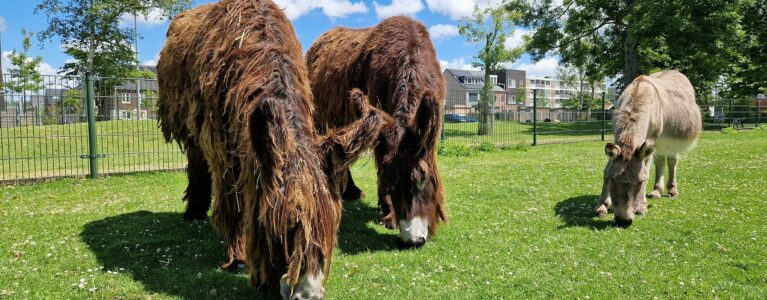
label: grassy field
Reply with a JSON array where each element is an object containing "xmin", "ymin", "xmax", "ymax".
[
  {"xmin": 0, "ymin": 120, "xmax": 185, "ymax": 181},
  {"xmin": 0, "ymin": 119, "xmax": 610, "ymax": 182},
  {"xmin": 1, "ymin": 130, "xmax": 767, "ymax": 299},
  {"xmin": 442, "ymin": 120, "xmax": 613, "ymax": 146}
]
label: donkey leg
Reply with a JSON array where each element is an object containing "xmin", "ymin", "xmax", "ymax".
[
  {"xmin": 341, "ymin": 169, "xmax": 366, "ymax": 201},
  {"xmin": 182, "ymin": 146, "xmax": 212, "ymax": 220},
  {"xmin": 378, "ymin": 192, "xmax": 396, "ymax": 229},
  {"xmin": 667, "ymin": 154, "xmax": 680, "ymax": 198},
  {"xmin": 215, "ymin": 199, "xmax": 246, "ymax": 272},
  {"xmin": 594, "ymin": 177, "xmax": 612, "ymax": 217},
  {"xmin": 650, "ymin": 155, "xmax": 666, "ymax": 199}
]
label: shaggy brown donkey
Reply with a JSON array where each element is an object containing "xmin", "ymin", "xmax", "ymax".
[
  {"xmin": 157, "ymin": 1, "xmax": 383, "ymax": 298},
  {"xmin": 306, "ymin": 16, "xmax": 447, "ymax": 247}
]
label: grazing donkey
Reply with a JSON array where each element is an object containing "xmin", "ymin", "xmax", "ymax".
[
  {"xmin": 306, "ymin": 16, "xmax": 447, "ymax": 247},
  {"xmin": 594, "ymin": 70, "xmax": 702, "ymax": 227},
  {"xmin": 158, "ymin": 0, "xmax": 384, "ymax": 298}
]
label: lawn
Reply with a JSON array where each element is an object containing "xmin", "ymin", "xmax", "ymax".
[
  {"xmin": 1, "ymin": 130, "xmax": 766, "ymax": 299},
  {"xmin": 0, "ymin": 120, "xmax": 186, "ymax": 181}
]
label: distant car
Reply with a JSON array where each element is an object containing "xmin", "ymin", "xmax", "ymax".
[{"xmin": 444, "ymin": 114, "xmax": 478, "ymax": 123}]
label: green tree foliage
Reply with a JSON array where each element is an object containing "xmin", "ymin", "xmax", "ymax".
[
  {"xmin": 510, "ymin": 0, "xmax": 746, "ymax": 95},
  {"xmin": 459, "ymin": 3, "xmax": 524, "ymax": 135},
  {"xmin": 6, "ymin": 29, "xmax": 44, "ymax": 111},
  {"xmin": 727, "ymin": 0, "xmax": 766, "ymax": 98},
  {"xmin": 62, "ymin": 89, "xmax": 83, "ymax": 116},
  {"xmin": 36, "ymin": 0, "xmax": 191, "ymax": 78}
]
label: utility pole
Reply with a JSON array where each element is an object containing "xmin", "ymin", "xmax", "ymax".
[{"xmin": 134, "ymin": 14, "xmax": 142, "ymax": 120}]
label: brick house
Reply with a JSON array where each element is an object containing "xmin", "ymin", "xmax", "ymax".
[{"xmin": 443, "ymin": 69, "xmax": 508, "ymax": 115}]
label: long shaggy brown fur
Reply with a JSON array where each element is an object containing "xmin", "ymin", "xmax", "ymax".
[
  {"xmin": 306, "ymin": 16, "xmax": 447, "ymax": 237},
  {"xmin": 157, "ymin": 0, "xmax": 382, "ymax": 292}
]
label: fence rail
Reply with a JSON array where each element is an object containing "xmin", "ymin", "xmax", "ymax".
[{"xmin": 0, "ymin": 73, "xmax": 763, "ymax": 183}]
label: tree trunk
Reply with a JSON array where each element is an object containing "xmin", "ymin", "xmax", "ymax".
[
  {"xmin": 478, "ymin": 70, "xmax": 494, "ymax": 136},
  {"xmin": 623, "ymin": 10, "xmax": 639, "ymax": 88}
]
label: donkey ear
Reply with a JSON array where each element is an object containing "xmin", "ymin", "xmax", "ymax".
[
  {"xmin": 637, "ymin": 140, "xmax": 656, "ymax": 160},
  {"xmin": 414, "ymin": 92, "xmax": 441, "ymax": 149},
  {"xmin": 605, "ymin": 143, "xmax": 621, "ymax": 159},
  {"xmin": 246, "ymin": 97, "xmax": 292, "ymax": 170}
]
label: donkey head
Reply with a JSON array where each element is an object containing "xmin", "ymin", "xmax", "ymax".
[
  {"xmin": 603, "ymin": 141, "xmax": 655, "ymax": 227},
  {"xmin": 246, "ymin": 88, "xmax": 382, "ymax": 300},
  {"xmin": 376, "ymin": 91, "xmax": 446, "ymax": 247}
]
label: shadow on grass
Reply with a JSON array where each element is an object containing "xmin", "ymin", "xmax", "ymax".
[
  {"xmin": 81, "ymin": 211, "xmax": 274, "ymax": 299},
  {"xmin": 81, "ymin": 205, "xmax": 398, "ymax": 298},
  {"xmin": 555, "ymin": 195, "xmax": 613, "ymax": 230},
  {"xmin": 337, "ymin": 200, "xmax": 399, "ymax": 255}
]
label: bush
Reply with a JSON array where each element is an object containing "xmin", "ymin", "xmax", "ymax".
[
  {"xmin": 437, "ymin": 143, "xmax": 476, "ymax": 157},
  {"xmin": 474, "ymin": 142, "xmax": 496, "ymax": 152},
  {"xmin": 500, "ymin": 143, "xmax": 530, "ymax": 152},
  {"xmin": 721, "ymin": 127, "xmax": 738, "ymax": 134}
]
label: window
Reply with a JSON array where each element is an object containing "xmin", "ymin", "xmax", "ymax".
[
  {"xmin": 508, "ymin": 79, "xmax": 516, "ymax": 89},
  {"xmin": 490, "ymin": 75, "xmax": 498, "ymax": 86},
  {"xmin": 464, "ymin": 77, "xmax": 482, "ymax": 85},
  {"xmin": 507, "ymin": 95, "xmax": 517, "ymax": 105},
  {"xmin": 468, "ymin": 93, "xmax": 479, "ymax": 104},
  {"xmin": 122, "ymin": 93, "xmax": 132, "ymax": 104}
]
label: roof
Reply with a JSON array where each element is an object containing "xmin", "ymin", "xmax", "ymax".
[{"xmin": 446, "ymin": 69, "xmax": 485, "ymax": 78}]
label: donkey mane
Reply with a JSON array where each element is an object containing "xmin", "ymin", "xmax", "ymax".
[{"xmin": 614, "ymin": 76, "xmax": 662, "ymax": 159}]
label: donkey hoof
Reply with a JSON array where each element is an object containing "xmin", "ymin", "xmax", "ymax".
[
  {"xmin": 668, "ymin": 190, "xmax": 678, "ymax": 198},
  {"xmin": 594, "ymin": 205, "xmax": 608, "ymax": 217},
  {"xmin": 649, "ymin": 190, "xmax": 662, "ymax": 199}
]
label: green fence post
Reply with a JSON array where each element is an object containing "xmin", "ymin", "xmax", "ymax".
[
  {"xmin": 85, "ymin": 72, "xmax": 99, "ymax": 179},
  {"xmin": 601, "ymin": 92, "xmax": 606, "ymax": 141},
  {"xmin": 757, "ymin": 100, "xmax": 761, "ymax": 127},
  {"xmin": 533, "ymin": 89, "xmax": 537, "ymax": 146}
]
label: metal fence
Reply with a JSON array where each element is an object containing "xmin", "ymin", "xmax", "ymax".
[
  {"xmin": 0, "ymin": 73, "xmax": 185, "ymax": 183},
  {"xmin": 441, "ymin": 93, "xmax": 765, "ymax": 146},
  {"xmin": 1, "ymin": 73, "xmax": 764, "ymax": 183}
]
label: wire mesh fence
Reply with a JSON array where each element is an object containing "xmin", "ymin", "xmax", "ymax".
[
  {"xmin": 0, "ymin": 73, "xmax": 185, "ymax": 183},
  {"xmin": 1, "ymin": 73, "xmax": 763, "ymax": 183}
]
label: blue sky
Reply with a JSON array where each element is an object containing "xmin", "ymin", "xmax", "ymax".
[{"xmin": 0, "ymin": 0, "xmax": 558, "ymax": 77}]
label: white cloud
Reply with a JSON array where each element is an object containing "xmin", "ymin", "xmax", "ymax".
[
  {"xmin": 0, "ymin": 15, "xmax": 7, "ymax": 32},
  {"xmin": 439, "ymin": 57, "xmax": 478, "ymax": 71},
  {"xmin": 428, "ymin": 24, "xmax": 459, "ymax": 41},
  {"xmin": 120, "ymin": 8, "xmax": 167, "ymax": 28},
  {"xmin": 504, "ymin": 29, "xmax": 530, "ymax": 50},
  {"xmin": 425, "ymin": 0, "xmax": 504, "ymax": 20},
  {"xmin": 373, "ymin": 0, "xmax": 425, "ymax": 19},
  {"xmin": 274, "ymin": 0, "xmax": 368, "ymax": 20},
  {"xmin": 2, "ymin": 51, "xmax": 61, "ymax": 75},
  {"xmin": 511, "ymin": 57, "xmax": 559, "ymax": 77},
  {"xmin": 142, "ymin": 52, "xmax": 160, "ymax": 66}
]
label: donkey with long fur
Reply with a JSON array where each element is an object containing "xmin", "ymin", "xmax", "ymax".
[
  {"xmin": 595, "ymin": 70, "xmax": 702, "ymax": 227},
  {"xmin": 157, "ymin": 1, "xmax": 383, "ymax": 298},
  {"xmin": 306, "ymin": 16, "xmax": 447, "ymax": 247}
]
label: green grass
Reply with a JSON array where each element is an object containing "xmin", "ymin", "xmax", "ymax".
[
  {"xmin": 442, "ymin": 120, "xmax": 613, "ymax": 146},
  {"xmin": 0, "ymin": 120, "xmax": 186, "ymax": 181},
  {"xmin": 2, "ymin": 131, "xmax": 767, "ymax": 299}
]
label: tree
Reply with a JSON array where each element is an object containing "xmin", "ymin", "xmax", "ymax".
[
  {"xmin": 517, "ymin": 82, "xmax": 527, "ymax": 104},
  {"xmin": 459, "ymin": 3, "xmax": 524, "ymax": 135},
  {"xmin": 727, "ymin": 0, "xmax": 767, "ymax": 98},
  {"xmin": 510, "ymin": 0, "xmax": 746, "ymax": 95},
  {"xmin": 6, "ymin": 29, "xmax": 44, "ymax": 112},
  {"xmin": 36, "ymin": 0, "xmax": 191, "ymax": 78},
  {"xmin": 62, "ymin": 89, "xmax": 83, "ymax": 116}
]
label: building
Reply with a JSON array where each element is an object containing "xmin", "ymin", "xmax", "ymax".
[
  {"xmin": 443, "ymin": 69, "xmax": 508, "ymax": 114},
  {"xmin": 524, "ymin": 76, "xmax": 607, "ymax": 109},
  {"xmin": 756, "ymin": 94, "xmax": 767, "ymax": 113},
  {"xmin": 101, "ymin": 66, "xmax": 159, "ymax": 120}
]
